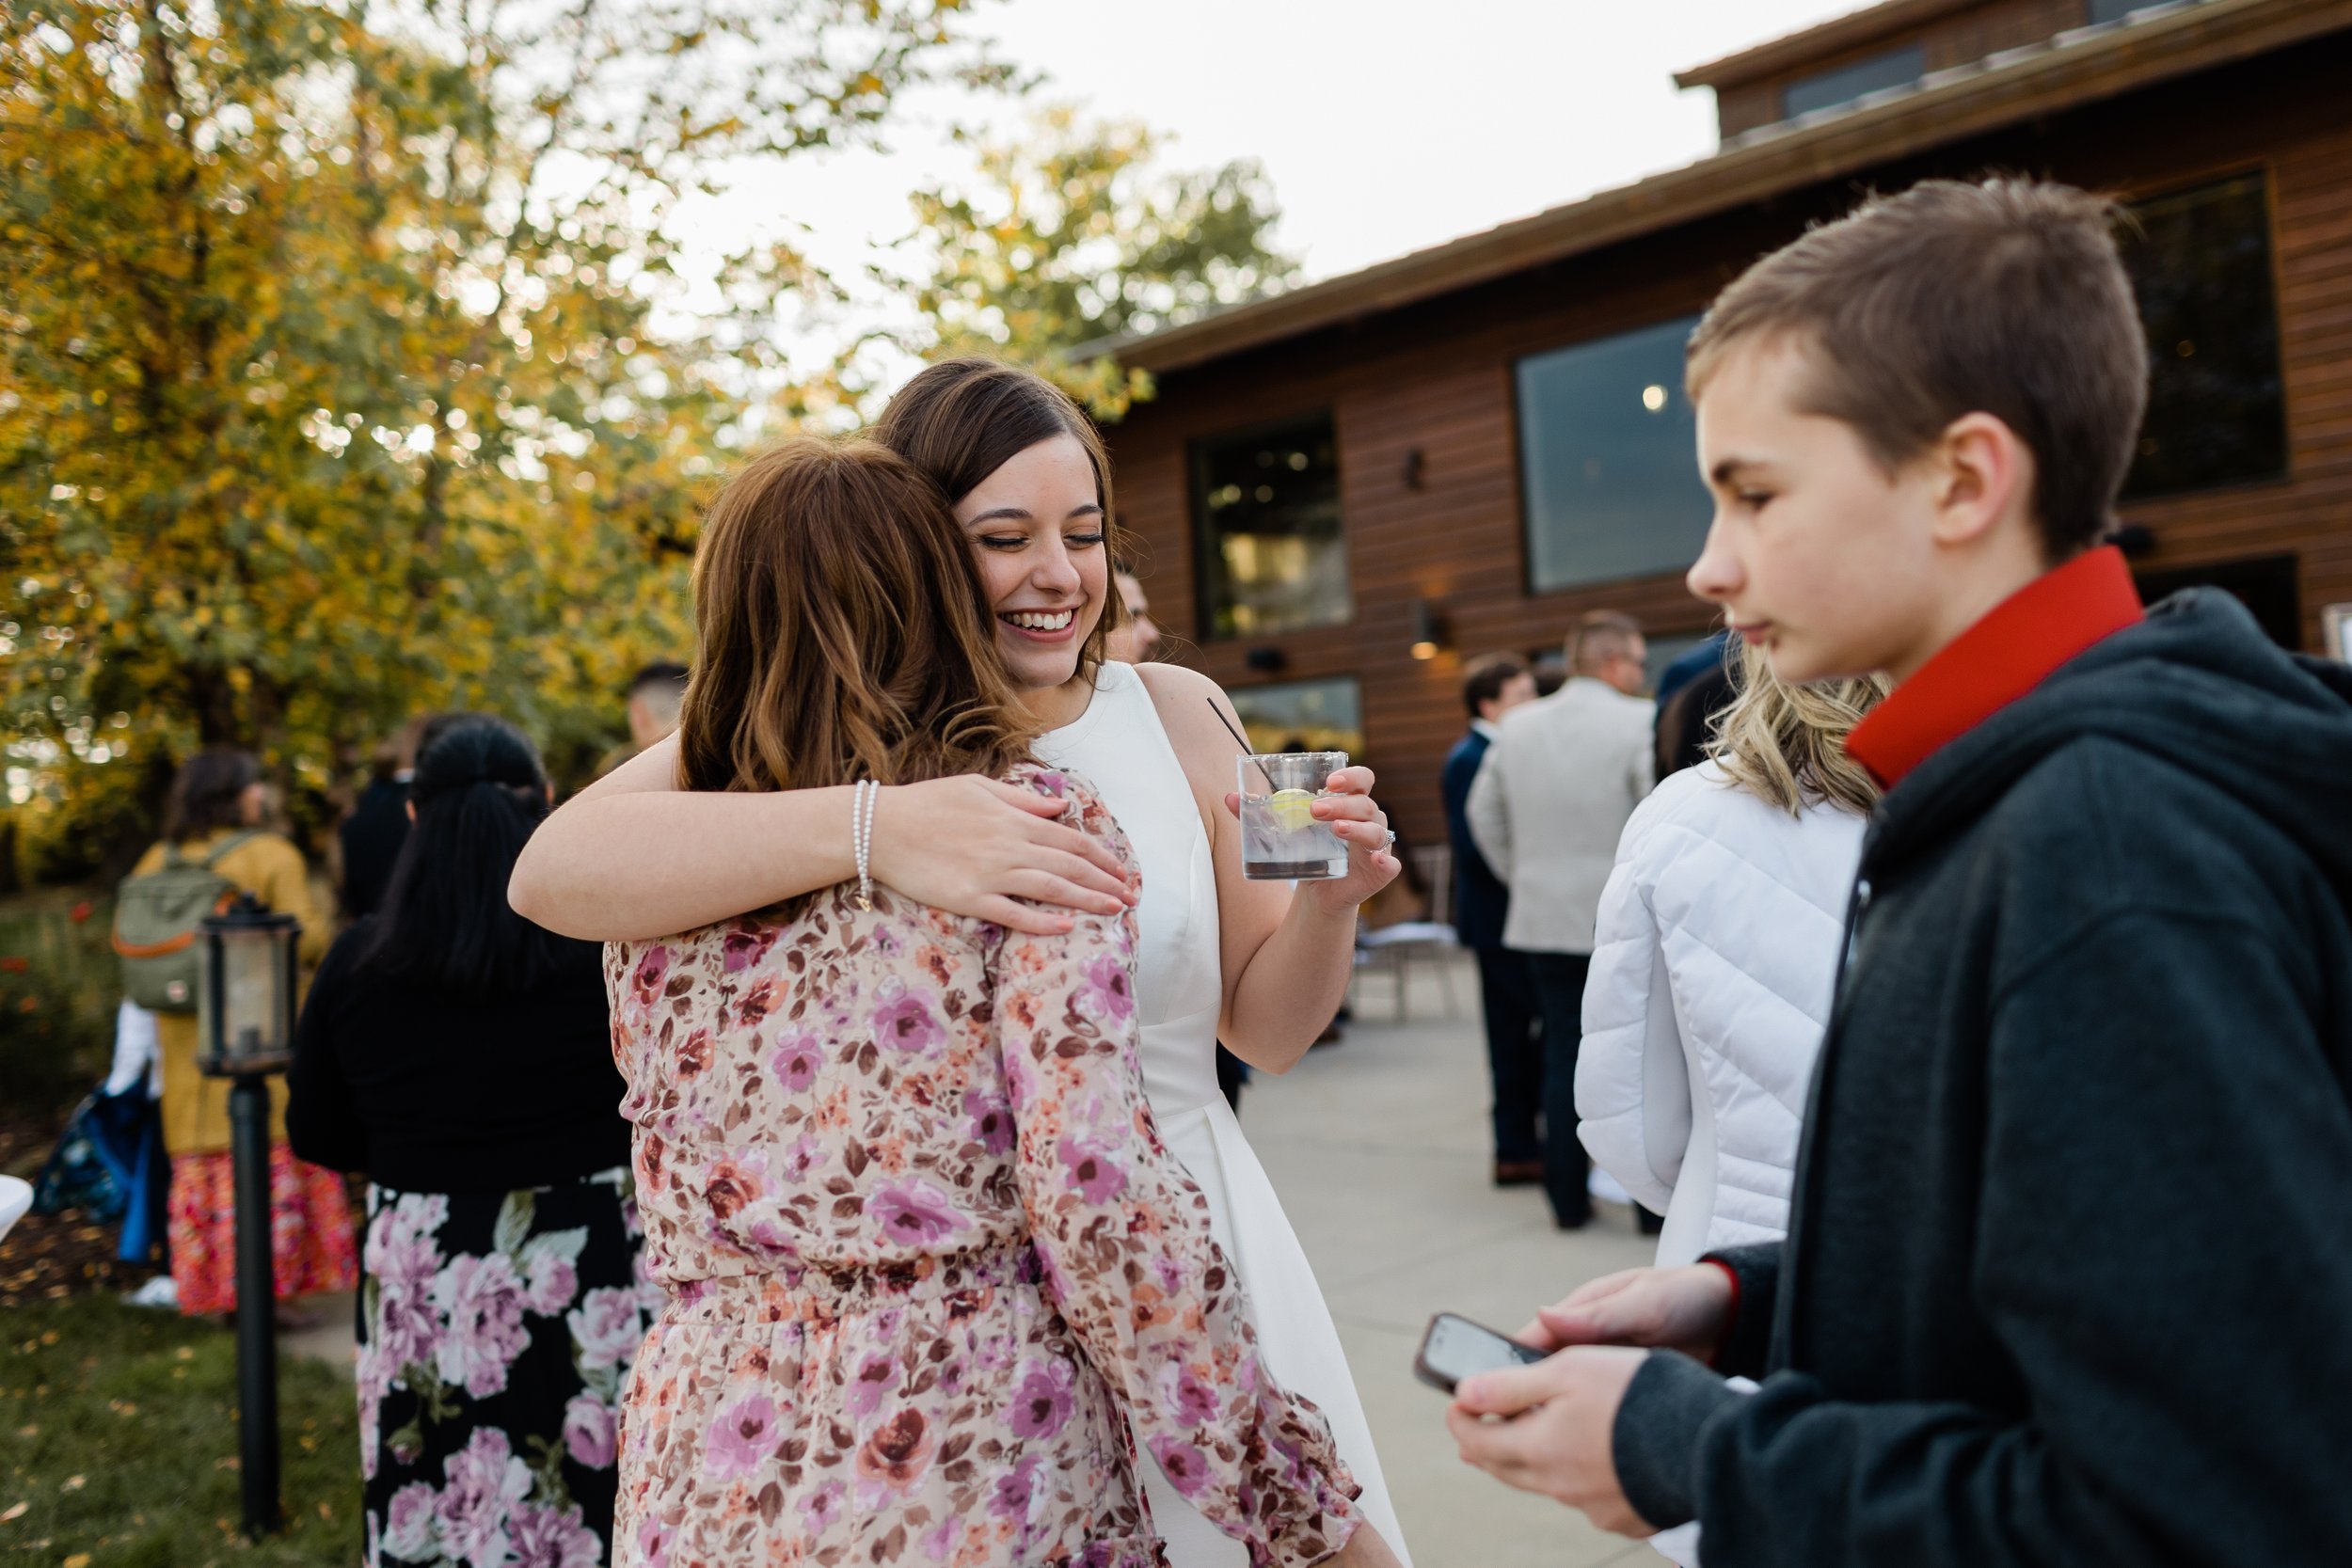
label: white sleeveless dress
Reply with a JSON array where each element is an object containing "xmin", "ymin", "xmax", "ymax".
[{"xmin": 1038, "ymin": 661, "xmax": 1412, "ymax": 1568}]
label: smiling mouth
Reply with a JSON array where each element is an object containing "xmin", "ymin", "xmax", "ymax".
[{"xmin": 1002, "ymin": 609, "xmax": 1076, "ymax": 633}]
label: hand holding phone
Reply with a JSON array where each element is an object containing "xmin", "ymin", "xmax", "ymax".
[{"xmin": 1413, "ymin": 1311, "xmax": 1550, "ymax": 1395}]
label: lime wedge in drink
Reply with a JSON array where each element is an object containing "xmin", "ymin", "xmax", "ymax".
[{"xmin": 1266, "ymin": 788, "xmax": 1318, "ymax": 832}]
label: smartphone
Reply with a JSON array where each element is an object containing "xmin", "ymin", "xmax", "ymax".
[{"xmin": 1413, "ymin": 1312, "xmax": 1549, "ymax": 1394}]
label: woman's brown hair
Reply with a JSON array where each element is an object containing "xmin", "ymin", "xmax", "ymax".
[
  {"xmin": 869, "ymin": 357, "xmax": 1126, "ymax": 677},
  {"xmin": 675, "ymin": 439, "xmax": 1037, "ymax": 912},
  {"xmin": 163, "ymin": 747, "xmax": 262, "ymax": 843}
]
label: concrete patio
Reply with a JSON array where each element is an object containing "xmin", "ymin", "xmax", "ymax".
[{"xmin": 1247, "ymin": 955, "xmax": 1661, "ymax": 1568}]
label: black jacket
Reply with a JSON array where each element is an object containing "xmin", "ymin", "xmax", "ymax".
[
  {"xmin": 286, "ymin": 920, "xmax": 628, "ymax": 1194},
  {"xmin": 1614, "ymin": 590, "xmax": 2352, "ymax": 1565},
  {"xmin": 337, "ymin": 777, "xmax": 411, "ymax": 919},
  {"xmin": 1442, "ymin": 729, "xmax": 1511, "ymax": 951}
]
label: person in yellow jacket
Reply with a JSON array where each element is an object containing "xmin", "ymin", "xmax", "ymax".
[{"xmin": 132, "ymin": 747, "xmax": 357, "ymax": 1318}]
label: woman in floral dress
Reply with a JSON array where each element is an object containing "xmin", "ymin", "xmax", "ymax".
[
  {"xmin": 607, "ymin": 437, "xmax": 1394, "ymax": 1568},
  {"xmin": 291, "ymin": 717, "xmax": 652, "ymax": 1567}
]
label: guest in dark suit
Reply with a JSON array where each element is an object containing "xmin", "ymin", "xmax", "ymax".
[{"xmin": 1443, "ymin": 654, "xmax": 1544, "ymax": 1186}]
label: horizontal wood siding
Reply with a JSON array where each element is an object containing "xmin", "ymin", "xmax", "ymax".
[{"xmin": 1106, "ymin": 34, "xmax": 2352, "ymax": 852}]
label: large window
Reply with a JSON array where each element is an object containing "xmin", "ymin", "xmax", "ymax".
[
  {"xmin": 1517, "ymin": 314, "xmax": 1711, "ymax": 594},
  {"xmin": 1191, "ymin": 412, "xmax": 1351, "ymax": 639},
  {"xmin": 1782, "ymin": 44, "xmax": 1925, "ymax": 119},
  {"xmin": 2120, "ymin": 173, "xmax": 2287, "ymax": 499},
  {"xmin": 1227, "ymin": 677, "xmax": 1365, "ymax": 759}
]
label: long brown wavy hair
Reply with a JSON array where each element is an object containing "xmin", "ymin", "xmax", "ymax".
[
  {"xmin": 869, "ymin": 357, "xmax": 1126, "ymax": 680},
  {"xmin": 675, "ymin": 439, "xmax": 1037, "ymax": 909}
]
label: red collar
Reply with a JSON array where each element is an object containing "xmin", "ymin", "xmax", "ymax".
[{"xmin": 1846, "ymin": 546, "xmax": 2144, "ymax": 789}]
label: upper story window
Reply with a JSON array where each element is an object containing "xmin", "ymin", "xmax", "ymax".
[
  {"xmin": 2120, "ymin": 172, "xmax": 2287, "ymax": 500},
  {"xmin": 1781, "ymin": 43, "xmax": 1926, "ymax": 119},
  {"xmin": 1191, "ymin": 412, "xmax": 1351, "ymax": 639},
  {"xmin": 1516, "ymin": 314, "xmax": 1710, "ymax": 594}
]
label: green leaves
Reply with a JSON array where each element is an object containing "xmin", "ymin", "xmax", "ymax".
[
  {"xmin": 876, "ymin": 103, "xmax": 1299, "ymax": 420},
  {"xmin": 2, "ymin": 0, "xmax": 993, "ymax": 875}
]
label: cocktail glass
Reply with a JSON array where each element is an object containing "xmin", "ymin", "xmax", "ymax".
[{"xmin": 1236, "ymin": 751, "xmax": 1349, "ymax": 880}]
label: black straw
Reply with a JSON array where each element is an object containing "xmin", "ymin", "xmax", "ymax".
[{"xmin": 1208, "ymin": 700, "xmax": 1277, "ymax": 792}]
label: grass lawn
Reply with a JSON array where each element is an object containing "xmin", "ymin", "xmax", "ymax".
[{"xmin": 2, "ymin": 1294, "xmax": 361, "ymax": 1565}]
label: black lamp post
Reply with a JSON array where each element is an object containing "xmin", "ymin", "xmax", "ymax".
[{"xmin": 195, "ymin": 893, "xmax": 301, "ymax": 1539}]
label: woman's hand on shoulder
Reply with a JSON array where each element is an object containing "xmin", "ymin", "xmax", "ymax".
[{"xmin": 869, "ymin": 775, "xmax": 1136, "ymax": 936}]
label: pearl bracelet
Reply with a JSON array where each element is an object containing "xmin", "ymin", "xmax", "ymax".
[{"xmin": 852, "ymin": 779, "xmax": 877, "ymax": 911}]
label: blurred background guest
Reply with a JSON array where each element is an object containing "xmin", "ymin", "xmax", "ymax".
[
  {"xmin": 127, "ymin": 747, "xmax": 353, "ymax": 1320},
  {"xmin": 1441, "ymin": 653, "xmax": 1544, "ymax": 1187},
  {"xmin": 288, "ymin": 715, "xmax": 638, "ymax": 1567},
  {"xmin": 625, "ymin": 662, "xmax": 689, "ymax": 753},
  {"xmin": 338, "ymin": 713, "xmax": 439, "ymax": 922},
  {"xmin": 1652, "ymin": 629, "xmax": 1736, "ymax": 784},
  {"xmin": 1466, "ymin": 611, "xmax": 1654, "ymax": 1228},
  {"xmin": 1105, "ymin": 567, "xmax": 1164, "ymax": 663}
]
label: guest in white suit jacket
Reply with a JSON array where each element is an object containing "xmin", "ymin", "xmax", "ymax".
[
  {"xmin": 1574, "ymin": 639, "xmax": 1888, "ymax": 1565},
  {"xmin": 1467, "ymin": 610, "xmax": 1655, "ymax": 1227}
]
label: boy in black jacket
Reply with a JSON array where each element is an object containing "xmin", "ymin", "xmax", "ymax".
[{"xmin": 1448, "ymin": 177, "xmax": 2352, "ymax": 1564}]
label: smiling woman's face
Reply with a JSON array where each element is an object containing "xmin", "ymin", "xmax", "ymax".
[{"xmin": 954, "ymin": 433, "xmax": 1109, "ymax": 695}]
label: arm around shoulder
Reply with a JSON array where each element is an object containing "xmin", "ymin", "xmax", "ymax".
[{"xmin": 996, "ymin": 773, "xmax": 1364, "ymax": 1566}]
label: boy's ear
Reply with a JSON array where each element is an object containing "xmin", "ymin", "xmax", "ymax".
[{"xmin": 1928, "ymin": 412, "xmax": 2035, "ymax": 550}]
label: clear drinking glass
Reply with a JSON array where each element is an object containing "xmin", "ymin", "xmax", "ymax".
[{"xmin": 1236, "ymin": 751, "xmax": 1349, "ymax": 880}]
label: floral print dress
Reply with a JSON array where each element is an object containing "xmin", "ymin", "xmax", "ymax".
[
  {"xmin": 358, "ymin": 1170, "xmax": 662, "ymax": 1567},
  {"xmin": 607, "ymin": 767, "xmax": 1362, "ymax": 1568}
]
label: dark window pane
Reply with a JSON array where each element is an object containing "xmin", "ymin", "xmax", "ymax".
[
  {"xmin": 1517, "ymin": 315, "xmax": 1710, "ymax": 594},
  {"xmin": 1190, "ymin": 412, "xmax": 1350, "ymax": 639},
  {"xmin": 2088, "ymin": 0, "xmax": 2168, "ymax": 24},
  {"xmin": 2133, "ymin": 555, "xmax": 2300, "ymax": 650},
  {"xmin": 2121, "ymin": 173, "xmax": 2287, "ymax": 499},
  {"xmin": 1782, "ymin": 44, "xmax": 1926, "ymax": 119},
  {"xmin": 1227, "ymin": 677, "xmax": 1364, "ymax": 759}
]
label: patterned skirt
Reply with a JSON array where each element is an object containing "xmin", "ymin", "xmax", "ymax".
[
  {"xmin": 359, "ymin": 1168, "xmax": 656, "ymax": 1568},
  {"xmin": 167, "ymin": 1145, "xmax": 360, "ymax": 1315}
]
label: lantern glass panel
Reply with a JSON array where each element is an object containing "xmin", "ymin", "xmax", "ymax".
[{"xmin": 200, "ymin": 923, "xmax": 295, "ymax": 1069}]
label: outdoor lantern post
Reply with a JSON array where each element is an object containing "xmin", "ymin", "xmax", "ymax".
[{"xmin": 195, "ymin": 893, "xmax": 302, "ymax": 1540}]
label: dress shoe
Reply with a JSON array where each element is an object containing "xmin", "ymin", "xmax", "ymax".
[
  {"xmin": 1552, "ymin": 1207, "xmax": 1595, "ymax": 1231},
  {"xmin": 1492, "ymin": 1160, "xmax": 1544, "ymax": 1188}
]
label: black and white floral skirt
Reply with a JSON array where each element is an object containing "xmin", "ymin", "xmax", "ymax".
[{"xmin": 357, "ymin": 1167, "xmax": 658, "ymax": 1568}]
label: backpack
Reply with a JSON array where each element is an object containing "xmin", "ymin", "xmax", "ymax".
[{"xmin": 111, "ymin": 832, "xmax": 262, "ymax": 1012}]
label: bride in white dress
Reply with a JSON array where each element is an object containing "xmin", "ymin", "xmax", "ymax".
[{"xmin": 512, "ymin": 360, "xmax": 1414, "ymax": 1567}]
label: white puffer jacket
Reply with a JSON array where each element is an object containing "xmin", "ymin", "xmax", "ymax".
[{"xmin": 1576, "ymin": 762, "xmax": 1866, "ymax": 1269}]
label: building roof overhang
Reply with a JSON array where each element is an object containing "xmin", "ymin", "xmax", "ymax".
[
  {"xmin": 1085, "ymin": 0, "xmax": 2344, "ymax": 377},
  {"xmin": 1676, "ymin": 0, "xmax": 1997, "ymax": 90}
]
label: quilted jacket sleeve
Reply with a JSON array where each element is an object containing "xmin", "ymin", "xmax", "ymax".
[{"xmin": 1575, "ymin": 796, "xmax": 1689, "ymax": 1216}]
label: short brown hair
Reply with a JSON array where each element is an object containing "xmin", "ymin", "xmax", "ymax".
[
  {"xmin": 1567, "ymin": 610, "xmax": 1643, "ymax": 675},
  {"xmin": 1687, "ymin": 178, "xmax": 2148, "ymax": 561},
  {"xmin": 1462, "ymin": 653, "xmax": 1531, "ymax": 719},
  {"xmin": 676, "ymin": 439, "xmax": 1035, "ymax": 916},
  {"xmin": 870, "ymin": 357, "xmax": 1126, "ymax": 676}
]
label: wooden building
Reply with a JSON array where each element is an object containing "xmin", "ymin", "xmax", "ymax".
[{"xmin": 1089, "ymin": 0, "xmax": 2352, "ymax": 851}]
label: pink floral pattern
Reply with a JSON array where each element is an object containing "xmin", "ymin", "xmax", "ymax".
[
  {"xmin": 358, "ymin": 1177, "xmax": 644, "ymax": 1567},
  {"xmin": 608, "ymin": 766, "xmax": 1360, "ymax": 1567}
]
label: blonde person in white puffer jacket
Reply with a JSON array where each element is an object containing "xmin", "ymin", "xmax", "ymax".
[{"xmin": 1574, "ymin": 640, "xmax": 1889, "ymax": 1566}]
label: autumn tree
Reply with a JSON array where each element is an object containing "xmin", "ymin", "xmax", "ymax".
[
  {"xmin": 871, "ymin": 104, "xmax": 1299, "ymax": 419},
  {"xmin": 1, "ymin": 0, "xmax": 1001, "ymax": 878}
]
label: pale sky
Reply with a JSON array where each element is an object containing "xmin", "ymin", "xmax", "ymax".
[{"xmin": 666, "ymin": 1, "xmax": 1866, "ymax": 367}]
